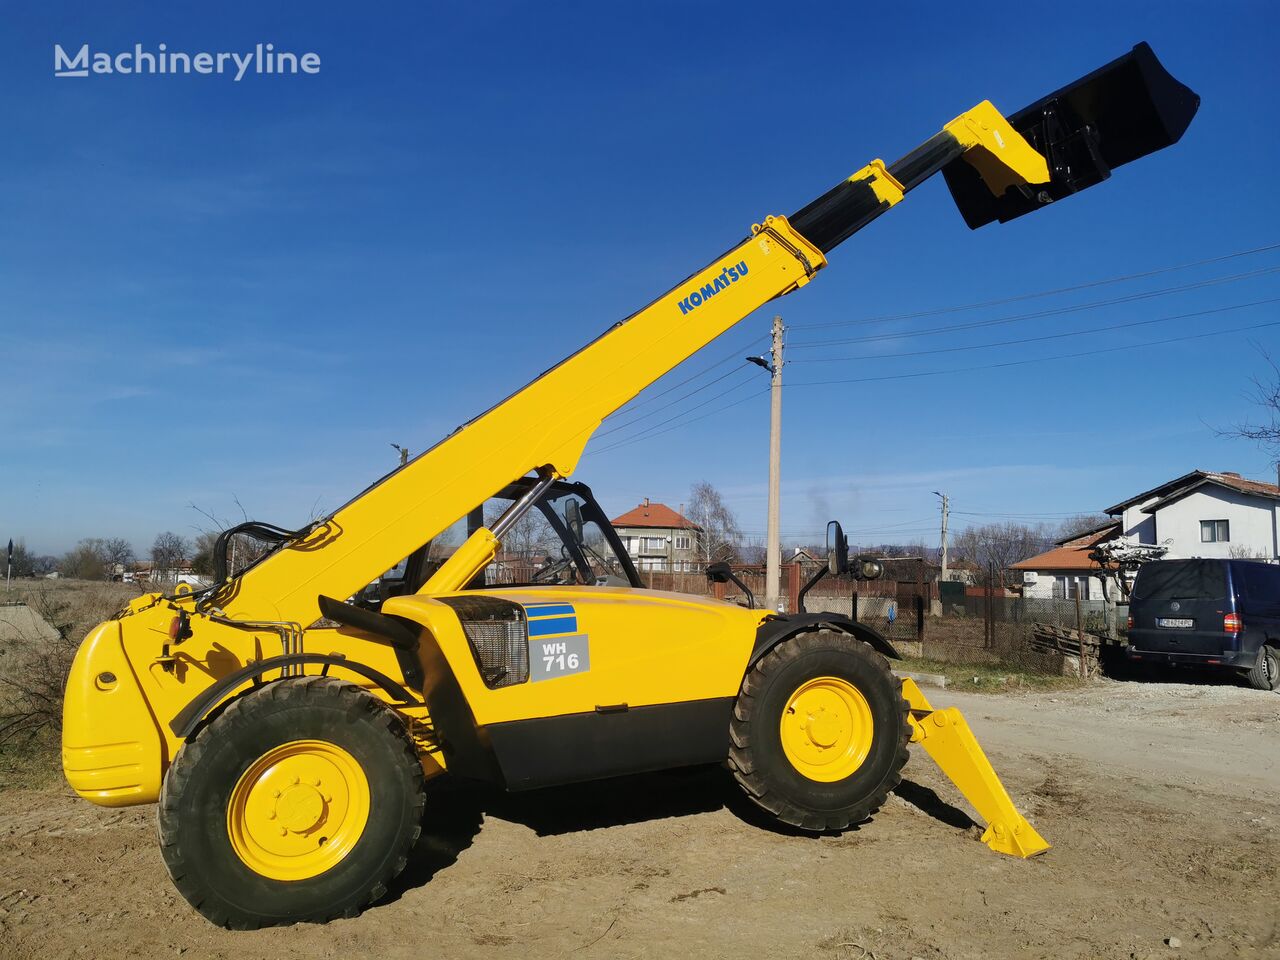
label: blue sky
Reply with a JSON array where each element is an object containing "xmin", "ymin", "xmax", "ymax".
[{"xmin": 2, "ymin": 1, "xmax": 1277, "ymax": 556}]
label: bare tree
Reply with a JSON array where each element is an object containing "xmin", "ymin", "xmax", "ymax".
[
  {"xmin": 150, "ymin": 532, "xmax": 190, "ymax": 583},
  {"xmin": 1057, "ymin": 513, "xmax": 1113, "ymax": 540},
  {"xmin": 101, "ymin": 538, "xmax": 135, "ymax": 577},
  {"xmin": 687, "ymin": 481, "xmax": 741, "ymax": 566},
  {"xmin": 7, "ymin": 540, "xmax": 35, "ymax": 578},
  {"xmin": 1222, "ymin": 350, "xmax": 1280, "ymax": 454},
  {"xmin": 952, "ymin": 521, "xmax": 1055, "ymax": 584},
  {"xmin": 60, "ymin": 539, "xmax": 108, "ymax": 580},
  {"xmin": 190, "ymin": 530, "xmax": 221, "ymax": 576},
  {"xmin": 1229, "ymin": 543, "xmax": 1270, "ymax": 560}
]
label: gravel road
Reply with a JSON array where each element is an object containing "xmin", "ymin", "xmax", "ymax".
[{"xmin": 1, "ymin": 677, "xmax": 1276, "ymax": 960}]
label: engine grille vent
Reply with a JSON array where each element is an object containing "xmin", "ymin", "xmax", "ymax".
[
  {"xmin": 460, "ymin": 620, "xmax": 528, "ymax": 688},
  {"xmin": 437, "ymin": 596, "xmax": 529, "ymax": 689}
]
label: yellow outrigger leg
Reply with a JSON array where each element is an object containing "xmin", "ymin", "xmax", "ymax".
[{"xmin": 900, "ymin": 679, "xmax": 1050, "ymax": 859}]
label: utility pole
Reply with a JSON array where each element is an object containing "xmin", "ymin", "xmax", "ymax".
[
  {"xmin": 766, "ymin": 316, "xmax": 784, "ymax": 611},
  {"xmin": 933, "ymin": 491, "xmax": 949, "ymax": 583},
  {"xmin": 746, "ymin": 317, "xmax": 784, "ymax": 611}
]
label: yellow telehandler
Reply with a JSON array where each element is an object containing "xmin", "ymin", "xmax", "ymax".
[{"xmin": 62, "ymin": 44, "xmax": 1197, "ymax": 927}]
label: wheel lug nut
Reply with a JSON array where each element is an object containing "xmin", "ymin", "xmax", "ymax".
[{"xmin": 278, "ymin": 827, "xmax": 288, "ymax": 836}]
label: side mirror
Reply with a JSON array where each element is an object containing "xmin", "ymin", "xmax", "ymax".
[
  {"xmin": 705, "ymin": 561, "xmax": 754, "ymax": 609},
  {"xmin": 853, "ymin": 555, "xmax": 884, "ymax": 581},
  {"xmin": 564, "ymin": 499, "xmax": 585, "ymax": 545},
  {"xmin": 705, "ymin": 561, "xmax": 732, "ymax": 584},
  {"xmin": 826, "ymin": 520, "xmax": 849, "ymax": 576}
]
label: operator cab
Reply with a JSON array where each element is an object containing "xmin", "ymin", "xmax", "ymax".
[{"xmin": 356, "ymin": 477, "xmax": 641, "ymax": 608}]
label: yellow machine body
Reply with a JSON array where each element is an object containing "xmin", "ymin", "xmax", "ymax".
[{"xmin": 62, "ymin": 44, "xmax": 1202, "ymax": 857}]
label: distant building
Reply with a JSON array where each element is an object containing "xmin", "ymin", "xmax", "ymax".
[
  {"xmin": 128, "ymin": 561, "xmax": 209, "ymax": 590},
  {"xmin": 1105, "ymin": 470, "xmax": 1279, "ymax": 560},
  {"xmin": 611, "ymin": 499, "xmax": 702, "ymax": 572},
  {"xmin": 1012, "ymin": 469, "xmax": 1280, "ymax": 600},
  {"xmin": 1012, "ymin": 522, "xmax": 1122, "ymax": 601}
]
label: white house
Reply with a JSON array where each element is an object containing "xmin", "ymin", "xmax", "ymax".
[
  {"xmin": 1104, "ymin": 470, "xmax": 1280, "ymax": 560},
  {"xmin": 1013, "ymin": 521, "xmax": 1120, "ymax": 601},
  {"xmin": 1013, "ymin": 470, "xmax": 1280, "ymax": 599}
]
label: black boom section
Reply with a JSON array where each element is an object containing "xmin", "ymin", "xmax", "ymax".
[
  {"xmin": 943, "ymin": 42, "xmax": 1199, "ymax": 228},
  {"xmin": 789, "ymin": 132, "xmax": 968, "ymax": 254},
  {"xmin": 789, "ymin": 176, "xmax": 894, "ymax": 254}
]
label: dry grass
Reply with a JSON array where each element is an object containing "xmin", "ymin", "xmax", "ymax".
[
  {"xmin": 0, "ymin": 579, "xmax": 141, "ymax": 785},
  {"xmin": 897, "ymin": 655, "xmax": 1088, "ymax": 693}
]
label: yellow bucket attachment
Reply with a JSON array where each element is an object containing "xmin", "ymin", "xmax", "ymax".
[{"xmin": 901, "ymin": 678, "xmax": 1050, "ymax": 859}]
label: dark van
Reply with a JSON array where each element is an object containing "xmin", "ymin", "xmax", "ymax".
[{"xmin": 1127, "ymin": 558, "xmax": 1280, "ymax": 690}]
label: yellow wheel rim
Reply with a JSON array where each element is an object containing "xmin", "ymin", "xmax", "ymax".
[
  {"xmin": 779, "ymin": 677, "xmax": 874, "ymax": 782},
  {"xmin": 227, "ymin": 740, "xmax": 370, "ymax": 881}
]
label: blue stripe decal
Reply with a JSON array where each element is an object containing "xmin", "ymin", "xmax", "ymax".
[
  {"xmin": 527, "ymin": 616, "xmax": 578, "ymax": 637},
  {"xmin": 524, "ymin": 603, "xmax": 576, "ymax": 618}
]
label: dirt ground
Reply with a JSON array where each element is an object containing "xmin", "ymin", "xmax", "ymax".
[{"xmin": 1, "ymin": 678, "xmax": 1276, "ymax": 960}]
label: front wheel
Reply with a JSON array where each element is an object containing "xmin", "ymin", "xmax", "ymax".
[
  {"xmin": 1246, "ymin": 645, "xmax": 1280, "ymax": 692},
  {"xmin": 728, "ymin": 631, "xmax": 909, "ymax": 832},
  {"xmin": 158, "ymin": 677, "xmax": 425, "ymax": 928}
]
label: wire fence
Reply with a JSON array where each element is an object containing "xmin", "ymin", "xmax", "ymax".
[{"xmin": 631, "ymin": 559, "xmax": 1115, "ymax": 676}]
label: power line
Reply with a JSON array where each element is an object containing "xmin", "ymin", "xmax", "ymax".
[
  {"xmin": 788, "ymin": 265, "xmax": 1280, "ymax": 349},
  {"xmin": 789, "ymin": 316, "xmax": 1280, "ymax": 388},
  {"xmin": 587, "ymin": 385, "xmax": 768, "ymax": 455},
  {"xmin": 790, "ymin": 240, "xmax": 1280, "ymax": 330},
  {"xmin": 788, "ymin": 296, "xmax": 1280, "ymax": 365},
  {"xmin": 595, "ymin": 364, "xmax": 753, "ymax": 437}
]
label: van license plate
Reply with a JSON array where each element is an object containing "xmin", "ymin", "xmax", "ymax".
[{"xmin": 1157, "ymin": 617, "xmax": 1194, "ymax": 628}]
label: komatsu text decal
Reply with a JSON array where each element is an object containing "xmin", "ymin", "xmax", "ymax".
[{"xmin": 677, "ymin": 260, "xmax": 749, "ymax": 315}]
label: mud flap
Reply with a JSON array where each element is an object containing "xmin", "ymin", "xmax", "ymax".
[{"xmin": 901, "ymin": 678, "xmax": 1050, "ymax": 858}]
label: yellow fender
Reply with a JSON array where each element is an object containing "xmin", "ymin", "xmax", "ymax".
[{"xmin": 901, "ymin": 678, "xmax": 1050, "ymax": 859}]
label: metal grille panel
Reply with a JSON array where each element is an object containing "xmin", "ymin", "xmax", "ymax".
[{"xmin": 461, "ymin": 619, "xmax": 529, "ymax": 688}]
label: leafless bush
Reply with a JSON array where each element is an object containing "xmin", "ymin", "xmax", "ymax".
[{"xmin": 0, "ymin": 581, "xmax": 139, "ymax": 755}]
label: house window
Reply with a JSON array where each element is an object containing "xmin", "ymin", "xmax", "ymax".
[
  {"xmin": 1200, "ymin": 520, "xmax": 1230, "ymax": 543},
  {"xmin": 643, "ymin": 537, "xmax": 667, "ymax": 552},
  {"xmin": 1053, "ymin": 576, "xmax": 1090, "ymax": 600},
  {"xmin": 674, "ymin": 535, "xmax": 691, "ymax": 551}
]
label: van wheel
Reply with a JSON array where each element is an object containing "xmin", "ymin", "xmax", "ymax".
[
  {"xmin": 159, "ymin": 677, "xmax": 425, "ymax": 928},
  {"xmin": 728, "ymin": 631, "xmax": 909, "ymax": 832},
  {"xmin": 1246, "ymin": 645, "xmax": 1279, "ymax": 692}
]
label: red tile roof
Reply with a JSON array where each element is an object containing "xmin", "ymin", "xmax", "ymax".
[
  {"xmin": 611, "ymin": 501, "xmax": 700, "ymax": 530},
  {"xmin": 1106, "ymin": 470, "xmax": 1280, "ymax": 513},
  {"xmin": 1010, "ymin": 523, "xmax": 1119, "ymax": 572}
]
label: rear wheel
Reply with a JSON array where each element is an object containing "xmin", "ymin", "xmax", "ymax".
[
  {"xmin": 159, "ymin": 677, "xmax": 425, "ymax": 928},
  {"xmin": 1246, "ymin": 645, "xmax": 1279, "ymax": 692},
  {"xmin": 728, "ymin": 631, "xmax": 909, "ymax": 832}
]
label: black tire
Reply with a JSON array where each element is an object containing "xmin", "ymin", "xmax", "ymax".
[
  {"xmin": 728, "ymin": 631, "xmax": 910, "ymax": 832},
  {"xmin": 1246, "ymin": 645, "xmax": 1280, "ymax": 692},
  {"xmin": 158, "ymin": 677, "xmax": 425, "ymax": 929}
]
